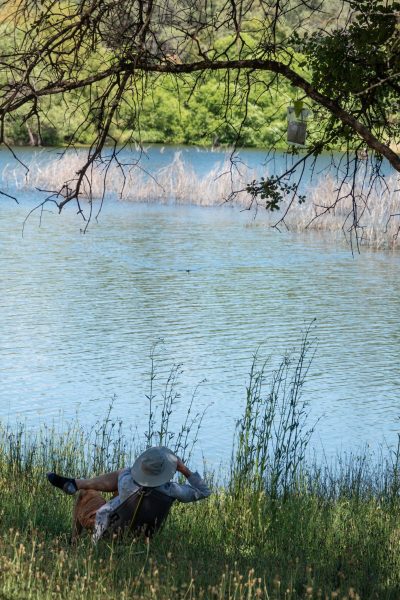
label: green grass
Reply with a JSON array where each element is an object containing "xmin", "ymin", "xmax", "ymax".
[
  {"xmin": 1, "ymin": 440, "xmax": 400, "ymax": 600},
  {"xmin": 1, "ymin": 336, "xmax": 400, "ymax": 599}
]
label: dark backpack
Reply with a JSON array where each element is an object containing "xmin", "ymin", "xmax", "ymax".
[{"xmin": 101, "ymin": 487, "xmax": 175, "ymax": 540}]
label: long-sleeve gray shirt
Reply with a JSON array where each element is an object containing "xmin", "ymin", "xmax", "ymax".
[{"xmin": 93, "ymin": 467, "xmax": 211, "ymax": 541}]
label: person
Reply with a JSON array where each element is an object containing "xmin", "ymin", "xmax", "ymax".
[{"xmin": 47, "ymin": 446, "xmax": 211, "ymax": 542}]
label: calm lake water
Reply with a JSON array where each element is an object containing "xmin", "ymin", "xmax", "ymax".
[{"xmin": 1, "ymin": 146, "xmax": 399, "ymax": 468}]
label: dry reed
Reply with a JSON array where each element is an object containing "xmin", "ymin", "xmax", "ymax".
[
  {"xmin": 3, "ymin": 151, "xmax": 399, "ymax": 248},
  {"xmin": 2, "ymin": 151, "xmax": 255, "ymax": 207},
  {"xmin": 286, "ymin": 175, "xmax": 400, "ymax": 250}
]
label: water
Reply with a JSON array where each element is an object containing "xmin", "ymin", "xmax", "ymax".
[{"xmin": 1, "ymin": 146, "xmax": 399, "ymax": 468}]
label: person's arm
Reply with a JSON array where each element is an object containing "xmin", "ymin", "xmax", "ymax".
[
  {"xmin": 176, "ymin": 458, "xmax": 192, "ymax": 479},
  {"xmin": 166, "ymin": 458, "xmax": 211, "ymax": 503}
]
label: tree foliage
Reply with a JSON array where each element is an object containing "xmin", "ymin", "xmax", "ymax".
[{"xmin": 0, "ymin": 0, "xmax": 399, "ymax": 239}]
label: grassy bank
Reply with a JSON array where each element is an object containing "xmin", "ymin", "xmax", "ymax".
[{"xmin": 1, "ymin": 339, "xmax": 400, "ymax": 599}]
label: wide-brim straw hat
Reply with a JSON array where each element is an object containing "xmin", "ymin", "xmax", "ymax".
[{"xmin": 131, "ymin": 446, "xmax": 178, "ymax": 487}]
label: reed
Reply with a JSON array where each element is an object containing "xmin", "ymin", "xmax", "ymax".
[
  {"xmin": 230, "ymin": 325, "xmax": 316, "ymax": 497},
  {"xmin": 287, "ymin": 175, "xmax": 400, "ymax": 250},
  {"xmin": 1, "ymin": 335, "xmax": 400, "ymax": 598},
  {"xmin": 2, "ymin": 151, "xmax": 254, "ymax": 208},
  {"xmin": 3, "ymin": 151, "xmax": 399, "ymax": 249}
]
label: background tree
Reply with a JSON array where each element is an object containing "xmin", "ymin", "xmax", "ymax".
[{"xmin": 0, "ymin": 0, "xmax": 399, "ymax": 240}]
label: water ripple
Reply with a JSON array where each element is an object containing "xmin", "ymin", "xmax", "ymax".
[{"xmin": 1, "ymin": 184, "xmax": 400, "ymax": 464}]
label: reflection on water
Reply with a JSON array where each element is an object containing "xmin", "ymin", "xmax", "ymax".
[{"xmin": 0, "ymin": 146, "xmax": 399, "ymax": 466}]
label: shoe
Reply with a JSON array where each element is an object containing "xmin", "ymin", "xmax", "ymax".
[{"xmin": 47, "ymin": 472, "xmax": 78, "ymax": 495}]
